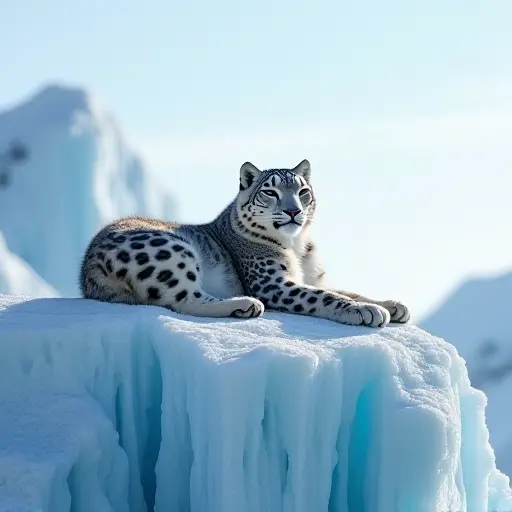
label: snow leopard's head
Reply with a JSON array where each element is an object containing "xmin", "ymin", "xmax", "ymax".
[{"xmin": 235, "ymin": 159, "xmax": 316, "ymax": 245}]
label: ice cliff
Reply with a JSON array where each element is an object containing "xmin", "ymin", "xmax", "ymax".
[
  {"xmin": 0, "ymin": 295, "xmax": 511, "ymax": 512},
  {"xmin": 0, "ymin": 84, "xmax": 176, "ymax": 297}
]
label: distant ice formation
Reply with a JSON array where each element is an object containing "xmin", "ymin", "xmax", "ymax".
[
  {"xmin": 0, "ymin": 84, "xmax": 176, "ymax": 297},
  {"xmin": 422, "ymin": 270, "xmax": 512, "ymax": 479}
]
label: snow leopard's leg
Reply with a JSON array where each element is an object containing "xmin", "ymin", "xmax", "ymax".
[
  {"xmin": 244, "ymin": 256, "xmax": 390, "ymax": 328},
  {"xmin": 300, "ymin": 241, "xmax": 410, "ymax": 324},
  {"xmin": 82, "ymin": 231, "xmax": 264, "ymax": 318}
]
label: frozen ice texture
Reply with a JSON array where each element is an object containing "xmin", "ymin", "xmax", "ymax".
[{"xmin": 0, "ymin": 294, "xmax": 511, "ymax": 511}]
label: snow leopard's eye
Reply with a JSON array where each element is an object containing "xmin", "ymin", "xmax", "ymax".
[
  {"xmin": 299, "ymin": 188, "xmax": 310, "ymax": 196},
  {"xmin": 261, "ymin": 189, "xmax": 280, "ymax": 199}
]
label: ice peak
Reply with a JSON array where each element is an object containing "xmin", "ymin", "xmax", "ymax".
[
  {"xmin": 0, "ymin": 82, "xmax": 102, "ymax": 137},
  {"xmin": 27, "ymin": 83, "xmax": 92, "ymax": 111}
]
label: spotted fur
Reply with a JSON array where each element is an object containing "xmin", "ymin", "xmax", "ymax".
[{"xmin": 80, "ymin": 159, "xmax": 410, "ymax": 326}]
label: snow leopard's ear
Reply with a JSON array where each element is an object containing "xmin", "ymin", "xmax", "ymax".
[
  {"xmin": 239, "ymin": 162, "xmax": 262, "ymax": 191},
  {"xmin": 292, "ymin": 159, "xmax": 311, "ymax": 182}
]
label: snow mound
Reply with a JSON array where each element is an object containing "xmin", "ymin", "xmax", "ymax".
[
  {"xmin": 422, "ymin": 269, "xmax": 512, "ymax": 478},
  {"xmin": 0, "ymin": 234, "xmax": 58, "ymax": 298},
  {"xmin": 0, "ymin": 84, "xmax": 176, "ymax": 297},
  {"xmin": 0, "ymin": 295, "xmax": 511, "ymax": 512}
]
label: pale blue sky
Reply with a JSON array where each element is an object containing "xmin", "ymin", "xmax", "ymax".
[{"xmin": 1, "ymin": 1, "xmax": 512, "ymax": 319}]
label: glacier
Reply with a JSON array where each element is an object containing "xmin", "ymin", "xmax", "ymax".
[
  {"xmin": 0, "ymin": 84, "xmax": 176, "ymax": 297},
  {"xmin": 1, "ymin": 295, "xmax": 511, "ymax": 512},
  {"xmin": 422, "ymin": 270, "xmax": 512, "ymax": 480}
]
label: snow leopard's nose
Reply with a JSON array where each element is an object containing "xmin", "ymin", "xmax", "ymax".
[{"xmin": 283, "ymin": 209, "xmax": 301, "ymax": 218}]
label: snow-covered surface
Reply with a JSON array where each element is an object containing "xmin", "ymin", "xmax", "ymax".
[
  {"xmin": 0, "ymin": 294, "xmax": 511, "ymax": 512},
  {"xmin": 422, "ymin": 269, "xmax": 512, "ymax": 479},
  {"xmin": 0, "ymin": 233, "xmax": 58, "ymax": 298},
  {"xmin": 0, "ymin": 84, "xmax": 176, "ymax": 297}
]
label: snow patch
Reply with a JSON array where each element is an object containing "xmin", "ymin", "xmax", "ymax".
[
  {"xmin": 0, "ymin": 294, "xmax": 511, "ymax": 511},
  {"xmin": 0, "ymin": 234, "xmax": 58, "ymax": 298}
]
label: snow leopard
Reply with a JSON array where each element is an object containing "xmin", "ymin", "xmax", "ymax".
[{"xmin": 80, "ymin": 159, "xmax": 410, "ymax": 327}]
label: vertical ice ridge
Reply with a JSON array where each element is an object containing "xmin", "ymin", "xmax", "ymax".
[
  {"xmin": 328, "ymin": 348, "xmax": 382, "ymax": 512},
  {"xmin": 347, "ymin": 378, "xmax": 381, "ymax": 512},
  {"xmin": 299, "ymin": 360, "xmax": 343, "ymax": 512},
  {"xmin": 107, "ymin": 321, "xmax": 164, "ymax": 512},
  {"xmin": 154, "ymin": 322, "xmax": 197, "ymax": 512}
]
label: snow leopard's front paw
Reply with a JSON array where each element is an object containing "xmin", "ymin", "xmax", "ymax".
[
  {"xmin": 229, "ymin": 297, "xmax": 265, "ymax": 318},
  {"xmin": 341, "ymin": 303, "xmax": 390, "ymax": 328},
  {"xmin": 380, "ymin": 300, "xmax": 410, "ymax": 324}
]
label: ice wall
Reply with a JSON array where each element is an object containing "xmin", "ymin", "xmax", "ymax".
[{"xmin": 0, "ymin": 294, "xmax": 511, "ymax": 512}]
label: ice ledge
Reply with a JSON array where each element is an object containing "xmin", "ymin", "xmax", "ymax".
[{"xmin": 0, "ymin": 295, "xmax": 511, "ymax": 512}]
